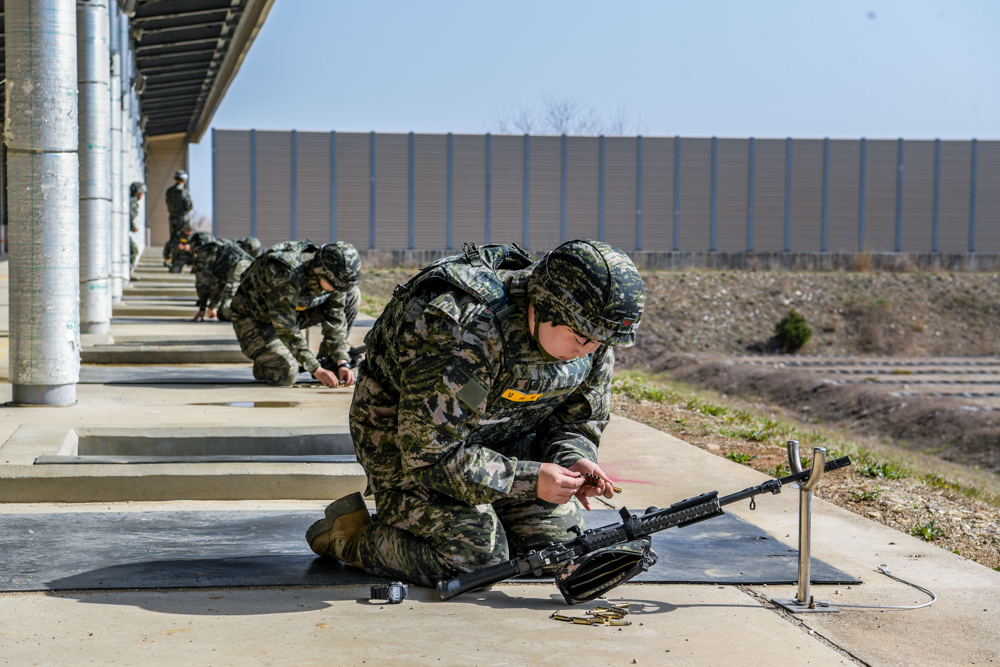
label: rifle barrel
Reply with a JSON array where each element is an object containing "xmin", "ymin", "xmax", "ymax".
[{"xmin": 718, "ymin": 455, "xmax": 852, "ymax": 506}]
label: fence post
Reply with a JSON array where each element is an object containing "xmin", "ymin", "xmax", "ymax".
[
  {"xmin": 858, "ymin": 137, "xmax": 866, "ymax": 251},
  {"xmin": 523, "ymin": 133, "xmax": 530, "ymax": 249},
  {"xmin": 330, "ymin": 130, "xmax": 336, "ymax": 242},
  {"xmin": 970, "ymin": 139, "xmax": 978, "ymax": 253},
  {"xmin": 637, "ymin": 135, "xmax": 643, "ymax": 251},
  {"xmin": 673, "ymin": 136, "xmax": 680, "ymax": 251},
  {"xmin": 561, "ymin": 134, "xmax": 567, "ymax": 244},
  {"xmin": 895, "ymin": 138, "xmax": 903, "ymax": 253},
  {"xmin": 447, "ymin": 132, "xmax": 453, "ymax": 250},
  {"xmin": 409, "ymin": 131, "xmax": 415, "ymax": 250},
  {"xmin": 370, "ymin": 131, "xmax": 376, "ymax": 250},
  {"xmin": 250, "ymin": 128, "xmax": 257, "ymax": 238},
  {"xmin": 784, "ymin": 137, "xmax": 792, "ymax": 252},
  {"xmin": 747, "ymin": 137, "xmax": 754, "ymax": 252},
  {"xmin": 710, "ymin": 136, "xmax": 716, "ymax": 252},
  {"xmin": 212, "ymin": 129, "xmax": 217, "ymax": 236},
  {"xmin": 599, "ymin": 135, "xmax": 605, "ymax": 243},
  {"xmin": 486, "ymin": 133, "xmax": 492, "ymax": 244},
  {"xmin": 932, "ymin": 138, "xmax": 940, "ymax": 253},
  {"xmin": 291, "ymin": 129, "xmax": 298, "ymax": 240},
  {"xmin": 821, "ymin": 137, "xmax": 829, "ymax": 253}
]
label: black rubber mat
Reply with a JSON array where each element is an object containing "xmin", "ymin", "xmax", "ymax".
[
  {"xmin": 0, "ymin": 510, "xmax": 860, "ymax": 592},
  {"xmin": 78, "ymin": 365, "xmax": 316, "ymax": 384}
]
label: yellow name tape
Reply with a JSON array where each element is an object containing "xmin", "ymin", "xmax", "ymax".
[{"xmin": 502, "ymin": 389, "xmax": 542, "ymax": 402}]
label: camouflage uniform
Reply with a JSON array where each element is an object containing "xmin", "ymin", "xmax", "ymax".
[
  {"xmin": 233, "ymin": 236, "xmax": 263, "ymax": 258},
  {"xmin": 129, "ymin": 194, "xmax": 141, "ymax": 273},
  {"xmin": 192, "ymin": 238, "xmax": 253, "ymax": 321},
  {"xmin": 230, "ymin": 241, "xmax": 361, "ymax": 386},
  {"xmin": 163, "ymin": 182, "xmax": 194, "ymax": 268},
  {"xmin": 349, "ymin": 243, "xmax": 630, "ymax": 587}
]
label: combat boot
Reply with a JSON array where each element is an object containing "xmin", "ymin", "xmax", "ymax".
[{"xmin": 306, "ymin": 491, "xmax": 372, "ymax": 568}]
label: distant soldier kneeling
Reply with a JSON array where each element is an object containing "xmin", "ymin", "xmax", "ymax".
[
  {"xmin": 229, "ymin": 241, "xmax": 361, "ymax": 387},
  {"xmin": 183, "ymin": 232, "xmax": 253, "ymax": 322}
]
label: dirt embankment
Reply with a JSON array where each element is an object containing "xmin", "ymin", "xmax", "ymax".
[
  {"xmin": 360, "ymin": 267, "xmax": 1000, "ymax": 473},
  {"xmin": 615, "ymin": 270, "xmax": 1000, "ymax": 366}
]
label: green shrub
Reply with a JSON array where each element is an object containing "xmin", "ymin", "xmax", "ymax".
[
  {"xmin": 725, "ymin": 452, "xmax": 756, "ymax": 464},
  {"xmin": 774, "ymin": 309, "xmax": 813, "ymax": 352}
]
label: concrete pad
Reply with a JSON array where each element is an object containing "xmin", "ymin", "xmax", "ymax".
[
  {"xmin": 0, "ymin": 584, "xmax": 854, "ymax": 667},
  {"xmin": 81, "ymin": 344, "xmax": 250, "ymax": 364}
]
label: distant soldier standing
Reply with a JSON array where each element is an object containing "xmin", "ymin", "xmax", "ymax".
[
  {"xmin": 163, "ymin": 169, "xmax": 194, "ymax": 272},
  {"xmin": 230, "ymin": 241, "xmax": 361, "ymax": 387},
  {"xmin": 305, "ymin": 240, "xmax": 643, "ymax": 588},
  {"xmin": 233, "ymin": 236, "xmax": 263, "ymax": 258},
  {"xmin": 183, "ymin": 232, "xmax": 254, "ymax": 322},
  {"xmin": 128, "ymin": 182, "xmax": 146, "ymax": 280}
]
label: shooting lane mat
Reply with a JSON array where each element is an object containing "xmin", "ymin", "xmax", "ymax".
[
  {"xmin": 78, "ymin": 365, "xmax": 319, "ymax": 385},
  {"xmin": 0, "ymin": 510, "xmax": 860, "ymax": 592}
]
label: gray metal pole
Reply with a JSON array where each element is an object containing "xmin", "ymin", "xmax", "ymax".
[
  {"xmin": 77, "ymin": 0, "xmax": 112, "ymax": 334},
  {"xmin": 109, "ymin": 18, "xmax": 123, "ymax": 301},
  {"xmin": 118, "ymin": 10, "xmax": 132, "ymax": 283},
  {"xmin": 6, "ymin": 0, "xmax": 81, "ymax": 406}
]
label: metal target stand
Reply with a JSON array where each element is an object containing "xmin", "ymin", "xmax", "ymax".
[{"xmin": 771, "ymin": 440, "xmax": 840, "ymax": 614}]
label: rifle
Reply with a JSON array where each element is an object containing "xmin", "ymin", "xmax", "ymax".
[{"xmin": 437, "ymin": 455, "xmax": 852, "ymax": 603}]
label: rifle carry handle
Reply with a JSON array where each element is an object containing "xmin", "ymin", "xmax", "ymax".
[{"xmin": 437, "ymin": 559, "xmax": 520, "ymax": 601}]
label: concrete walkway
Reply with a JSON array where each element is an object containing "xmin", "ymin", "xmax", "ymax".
[{"xmin": 0, "ymin": 254, "xmax": 997, "ymax": 666}]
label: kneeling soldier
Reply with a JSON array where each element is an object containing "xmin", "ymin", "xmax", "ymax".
[
  {"xmin": 230, "ymin": 241, "xmax": 361, "ymax": 387},
  {"xmin": 185, "ymin": 232, "xmax": 253, "ymax": 322},
  {"xmin": 306, "ymin": 240, "xmax": 644, "ymax": 587}
]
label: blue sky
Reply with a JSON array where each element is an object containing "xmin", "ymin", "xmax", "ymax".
[{"xmin": 186, "ymin": 0, "xmax": 999, "ymax": 220}]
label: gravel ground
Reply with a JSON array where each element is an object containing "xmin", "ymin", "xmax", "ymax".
[{"xmin": 611, "ymin": 383, "xmax": 1000, "ymax": 571}]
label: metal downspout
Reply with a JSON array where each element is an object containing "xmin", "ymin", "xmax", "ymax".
[
  {"xmin": 77, "ymin": 0, "xmax": 112, "ymax": 334},
  {"xmin": 6, "ymin": 0, "xmax": 82, "ymax": 405},
  {"xmin": 108, "ymin": 4, "xmax": 123, "ymax": 301}
]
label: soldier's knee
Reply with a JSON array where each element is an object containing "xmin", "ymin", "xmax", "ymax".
[{"xmin": 254, "ymin": 359, "xmax": 298, "ymax": 386}]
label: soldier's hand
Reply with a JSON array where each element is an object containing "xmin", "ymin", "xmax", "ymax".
[
  {"xmin": 205, "ymin": 308, "xmax": 217, "ymax": 319},
  {"xmin": 336, "ymin": 362, "xmax": 355, "ymax": 387},
  {"xmin": 192, "ymin": 310, "xmax": 205, "ymax": 322},
  {"xmin": 569, "ymin": 459, "xmax": 615, "ymax": 510},
  {"xmin": 537, "ymin": 463, "xmax": 585, "ymax": 505},
  {"xmin": 312, "ymin": 367, "xmax": 340, "ymax": 388}
]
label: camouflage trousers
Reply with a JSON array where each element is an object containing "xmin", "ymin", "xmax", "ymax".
[
  {"xmin": 129, "ymin": 237, "xmax": 139, "ymax": 273},
  {"xmin": 350, "ymin": 371, "xmax": 584, "ymax": 588},
  {"xmin": 214, "ymin": 258, "xmax": 252, "ymax": 321},
  {"xmin": 229, "ymin": 284, "xmax": 360, "ymax": 386}
]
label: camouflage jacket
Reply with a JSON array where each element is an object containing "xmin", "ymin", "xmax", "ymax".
[
  {"xmin": 193, "ymin": 239, "xmax": 252, "ymax": 310},
  {"xmin": 165, "ymin": 183, "xmax": 193, "ymax": 221},
  {"xmin": 234, "ymin": 241, "xmax": 353, "ymax": 372},
  {"xmin": 359, "ymin": 244, "xmax": 614, "ymax": 506},
  {"xmin": 129, "ymin": 196, "xmax": 140, "ymax": 233}
]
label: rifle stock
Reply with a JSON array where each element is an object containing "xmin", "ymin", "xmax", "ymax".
[{"xmin": 437, "ymin": 559, "xmax": 523, "ymax": 601}]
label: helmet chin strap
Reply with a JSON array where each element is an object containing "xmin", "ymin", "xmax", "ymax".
[{"xmin": 531, "ymin": 306, "xmax": 561, "ymax": 362}]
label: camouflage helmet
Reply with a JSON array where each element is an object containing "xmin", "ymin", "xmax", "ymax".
[
  {"xmin": 236, "ymin": 236, "xmax": 263, "ymax": 258},
  {"xmin": 129, "ymin": 181, "xmax": 147, "ymax": 196},
  {"xmin": 174, "ymin": 170, "xmax": 188, "ymax": 181},
  {"xmin": 188, "ymin": 231, "xmax": 215, "ymax": 249},
  {"xmin": 314, "ymin": 241, "xmax": 361, "ymax": 289},
  {"xmin": 527, "ymin": 239, "xmax": 644, "ymax": 347}
]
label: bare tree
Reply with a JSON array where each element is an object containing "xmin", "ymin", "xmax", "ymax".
[
  {"xmin": 605, "ymin": 105, "xmax": 630, "ymax": 136},
  {"xmin": 488, "ymin": 97, "xmax": 638, "ymax": 136}
]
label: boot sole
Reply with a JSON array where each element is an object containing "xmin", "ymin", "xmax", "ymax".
[{"xmin": 305, "ymin": 492, "xmax": 368, "ymax": 546}]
